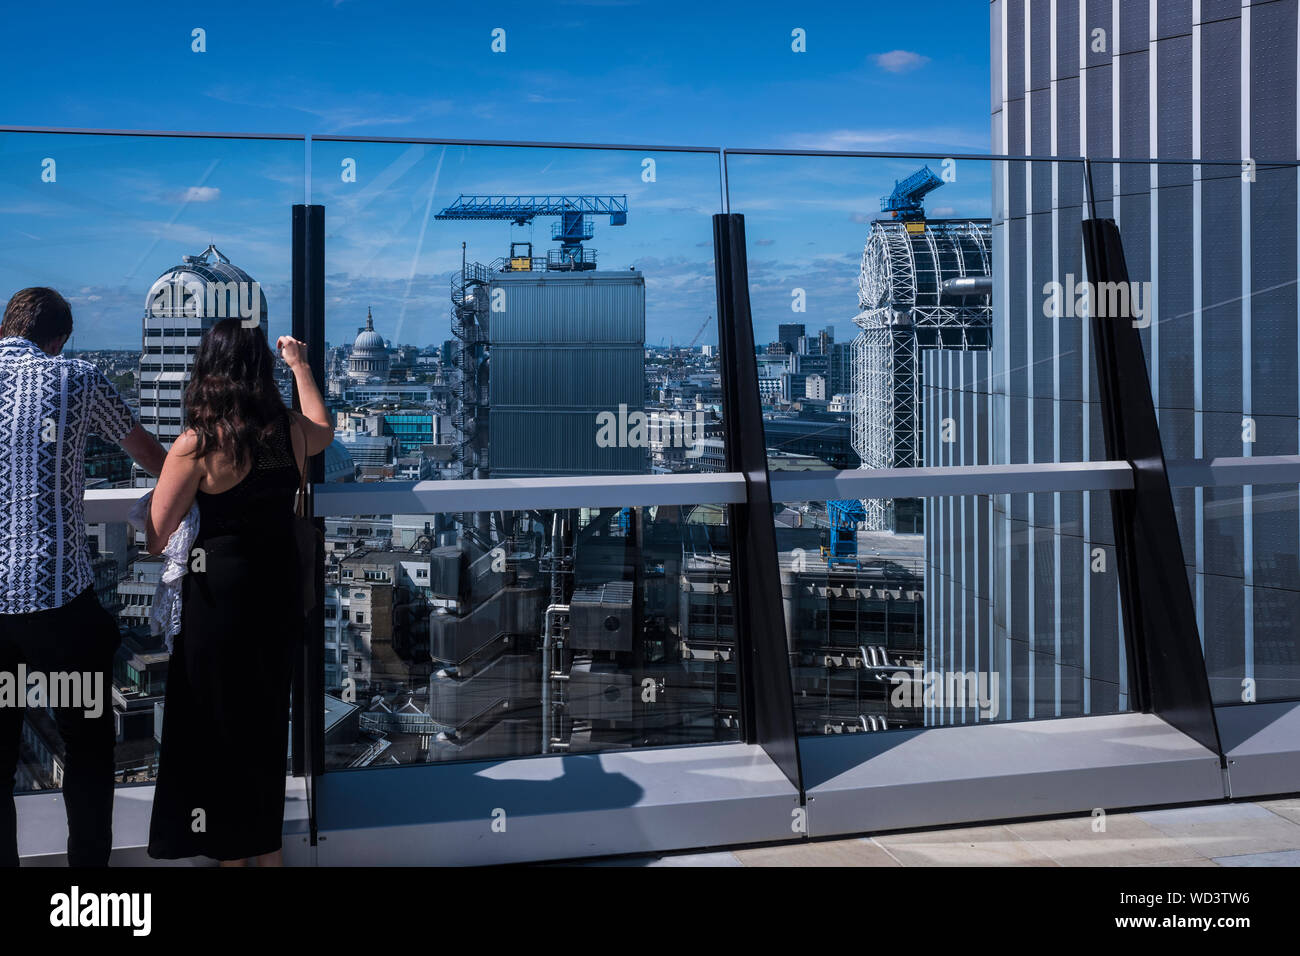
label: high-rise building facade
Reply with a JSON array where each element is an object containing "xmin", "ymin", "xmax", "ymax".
[
  {"xmin": 778, "ymin": 323, "xmax": 805, "ymax": 355},
  {"xmin": 927, "ymin": 0, "xmax": 1300, "ymax": 724},
  {"xmin": 135, "ymin": 243, "xmax": 267, "ymax": 485}
]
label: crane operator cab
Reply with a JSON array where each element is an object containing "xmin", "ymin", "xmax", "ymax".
[{"xmin": 509, "ymin": 241, "xmax": 533, "ymax": 271}]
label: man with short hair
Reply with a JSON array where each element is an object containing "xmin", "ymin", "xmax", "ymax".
[{"xmin": 0, "ymin": 287, "xmax": 166, "ymax": 867}]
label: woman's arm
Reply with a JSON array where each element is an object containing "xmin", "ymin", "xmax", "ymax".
[
  {"xmin": 277, "ymin": 335, "xmax": 335, "ymax": 457},
  {"xmin": 146, "ymin": 429, "xmax": 204, "ymax": 554}
]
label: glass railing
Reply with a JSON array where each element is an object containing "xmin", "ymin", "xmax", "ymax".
[
  {"xmin": 723, "ymin": 153, "xmax": 1117, "ymax": 466},
  {"xmin": 725, "ymin": 152, "xmax": 1129, "ymax": 736},
  {"xmin": 1094, "ymin": 159, "xmax": 1300, "ymax": 706},
  {"xmin": 773, "ymin": 486, "xmax": 1129, "ymax": 737},
  {"xmin": 727, "ymin": 150, "xmax": 1300, "ymax": 715},
  {"xmin": 962, "ymin": 156, "xmax": 1300, "ymax": 707},
  {"xmin": 309, "ymin": 138, "xmax": 726, "ymax": 482},
  {"xmin": 319, "ymin": 500, "xmax": 739, "ymax": 769},
  {"xmin": 1, "ymin": 130, "xmax": 1295, "ymax": 810}
]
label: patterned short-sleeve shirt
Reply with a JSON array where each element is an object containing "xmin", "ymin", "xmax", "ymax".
[{"xmin": 0, "ymin": 335, "xmax": 140, "ymax": 613}]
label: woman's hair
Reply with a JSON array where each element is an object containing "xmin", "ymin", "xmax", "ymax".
[{"xmin": 184, "ymin": 318, "xmax": 288, "ymax": 468}]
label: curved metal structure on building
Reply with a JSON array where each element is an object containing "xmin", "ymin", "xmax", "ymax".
[
  {"xmin": 136, "ymin": 244, "xmax": 267, "ymax": 472},
  {"xmin": 852, "ymin": 220, "xmax": 992, "ymax": 530},
  {"xmin": 144, "ymin": 243, "xmax": 268, "ymax": 323}
]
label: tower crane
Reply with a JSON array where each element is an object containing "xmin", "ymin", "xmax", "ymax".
[
  {"xmin": 687, "ymin": 314, "xmax": 712, "ymax": 349},
  {"xmin": 435, "ymin": 195, "xmax": 628, "ymax": 271}
]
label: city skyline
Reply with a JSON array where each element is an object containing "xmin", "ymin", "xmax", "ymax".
[{"xmin": 0, "ymin": 133, "xmax": 996, "ymax": 352}]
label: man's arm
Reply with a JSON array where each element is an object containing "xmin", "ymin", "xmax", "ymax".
[
  {"xmin": 120, "ymin": 424, "xmax": 167, "ymax": 478},
  {"xmin": 82, "ymin": 363, "xmax": 165, "ymax": 474}
]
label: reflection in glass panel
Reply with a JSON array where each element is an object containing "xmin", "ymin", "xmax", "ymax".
[
  {"xmin": 0, "ymin": 131, "xmax": 302, "ymax": 789},
  {"xmin": 311, "ymin": 142, "xmax": 724, "ymax": 485},
  {"xmin": 726, "ymin": 155, "xmax": 1005, "ymax": 506},
  {"xmin": 322, "ymin": 504, "xmax": 737, "ymax": 768},
  {"xmin": 778, "ymin": 494, "xmax": 1129, "ymax": 736},
  {"xmin": 1110, "ymin": 160, "xmax": 1300, "ymax": 706},
  {"xmin": 732, "ymin": 154, "xmax": 1142, "ymax": 733}
]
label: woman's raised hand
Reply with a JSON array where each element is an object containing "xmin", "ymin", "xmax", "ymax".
[{"xmin": 276, "ymin": 335, "xmax": 308, "ymax": 370}]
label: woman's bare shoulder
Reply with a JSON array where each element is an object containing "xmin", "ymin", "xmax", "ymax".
[{"xmin": 169, "ymin": 428, "xmax": 201, "ymax": 460}]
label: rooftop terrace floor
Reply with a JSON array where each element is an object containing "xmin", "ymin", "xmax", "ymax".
[{"xmin": 573, "ymin": 798, "xmax": 1300, "ymax": 867}]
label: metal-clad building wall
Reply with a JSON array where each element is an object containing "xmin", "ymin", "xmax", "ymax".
[
  {"xmin": 488, "ymin": 270, "xmax": 647, "ymax": 478},
  {"xmin": 489, "ymin": 272, "xmax": 645, "ymax": 344},
  {"xmin": 982, "ymin": 0, "xmax": 1300, "ymax": 705}
]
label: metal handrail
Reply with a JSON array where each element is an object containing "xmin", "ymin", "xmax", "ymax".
[{"xmin": 81, "ymin": 456, "xmax": 1300, "ymax": 524}]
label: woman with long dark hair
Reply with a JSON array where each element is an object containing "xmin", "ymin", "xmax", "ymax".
[{"xmin": 143, "ymin": 318, "xmax": 334, "ymax": 866}]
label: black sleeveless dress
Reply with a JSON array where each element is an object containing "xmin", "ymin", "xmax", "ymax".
[{"xmin": 148, "ymin": 411, "xmax": 303, "ymax": 861}]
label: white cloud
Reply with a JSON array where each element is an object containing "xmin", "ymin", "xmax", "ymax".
[
  {"xmin": 780, "ymin": 126, "xmax": 990, "ymax": 152},
  {"xmin": 873, "ymin": 50, "xmax": 930, "ymax": 73},
  {"xmin": 178, "ymin": 186, "xmax": 221, "ymax": 203}
]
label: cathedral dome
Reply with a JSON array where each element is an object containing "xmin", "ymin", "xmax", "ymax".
[
  {"xmin": 353, "ymin": 310, "xmax": 387, "ymax": 353},
  {"xmin": 348, "ymin": 309, "xmax": 391, "ymax": 382}
]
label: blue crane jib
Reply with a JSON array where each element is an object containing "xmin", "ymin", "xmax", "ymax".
[
  {"xmin": 880, "ymin": 166, "xmax": 944, "ymax": 221},
  {"xmin": 436, "ymin": 195, "xmax": 628, "ymax": 271}
]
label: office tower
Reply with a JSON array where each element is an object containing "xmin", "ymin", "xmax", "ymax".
[
  {"xmin": 790, "ymin": 349, "xmax": 828, "ymax": 380},
  {"xmin": 134, "ymin": 243, "xmax": 267, "ymax": 486},
  {"xmin": 449, "ymin": 263, "xmax": 646, "ymax": 480},
  {"xmin": 828, "ymin": 340, "xmax": 854, "ymax": 398},
  {"xmin": 778, "ymin": 322, "xmax": 805, "ymax": 354}
]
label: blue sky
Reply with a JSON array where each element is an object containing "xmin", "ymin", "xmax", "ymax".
[{"xmin": 0, "ymin": 0, "xmax": 993, "ymax": 349}]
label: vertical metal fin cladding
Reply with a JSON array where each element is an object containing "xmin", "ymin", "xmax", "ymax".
[{"xmin": 713, "ymin": 213, "xmax": 804, "ymax": 795}]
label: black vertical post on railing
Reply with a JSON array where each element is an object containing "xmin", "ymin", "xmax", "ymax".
[
  {"xmin": 1081, "ymin": 211, "xmax": 1223, "ymax": 761},
  {"xmin": 713, "ymin": 212, "xmax": 804, "ymax": 795},
  {"xmin": 291, "ymin": 204, "xmax": 326, "ymax": 844}
]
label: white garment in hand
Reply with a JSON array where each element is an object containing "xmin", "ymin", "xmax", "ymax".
[{"xmin": 126, "ymin": 491, "xmax": 200, "ymax": 654}]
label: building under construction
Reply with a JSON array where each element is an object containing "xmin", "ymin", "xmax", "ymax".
[
  {"xmin": 852, "ymin": 167, "xmax": 993, "ymax": 531},
  {"xmin": 441, "ymin": 196, "xmax": 645, "ymax": 483}
]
